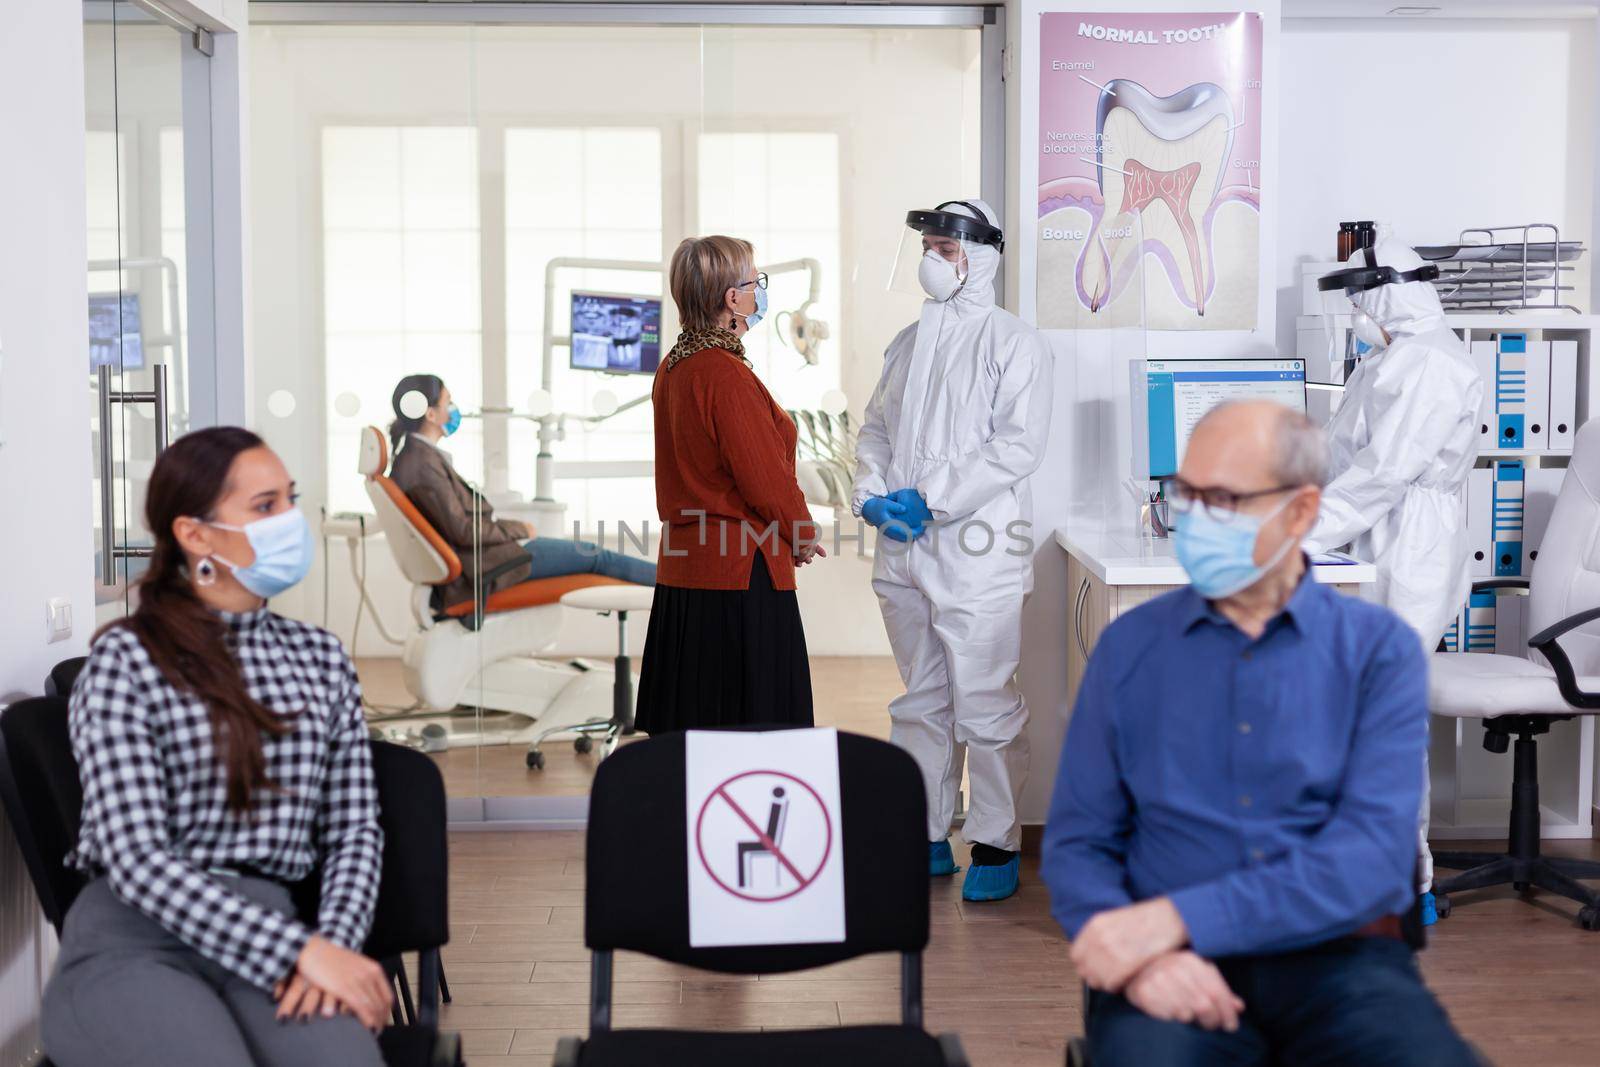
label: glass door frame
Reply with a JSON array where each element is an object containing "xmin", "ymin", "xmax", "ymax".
[{"xmin": 252, "ymin": 1, "xmax": 1009, "ymax": 828}]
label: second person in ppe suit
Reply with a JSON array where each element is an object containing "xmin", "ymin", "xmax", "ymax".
[
  {"xmin": 1308, "ymin": 236, "xmax": 1484, "ymax": 919},
  {"xmin": 852, "ymin": 200, "xmax": 1054, "ymax": 903}
]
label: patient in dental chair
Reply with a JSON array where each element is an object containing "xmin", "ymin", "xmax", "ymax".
[{"xmin": 386, "ymin": 373, "xmax": 656, "ymax": 613}]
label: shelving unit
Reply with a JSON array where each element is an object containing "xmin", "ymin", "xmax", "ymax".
[{"xmin": 1298, "ymin": 313, "xmax": 1600, "ymax": 840}]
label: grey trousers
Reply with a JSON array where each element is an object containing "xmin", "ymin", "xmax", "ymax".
[{"xmin": 42, "ymin": 877, "xmax": 385, "ymax": 1067}]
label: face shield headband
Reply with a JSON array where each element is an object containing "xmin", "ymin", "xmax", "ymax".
[
  {"xmin": 1316, "ymin": 244, "xmax": 1439, "ymax": 297},
  {"xmin": 904, "ymin": 200, "xmax": 1005, "ymax": 255}
]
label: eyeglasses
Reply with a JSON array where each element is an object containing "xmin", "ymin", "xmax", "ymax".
[
  {"xmin": 1168, "ymin": 478, "xmax": 1301, "ymax": 523},
  {"xmin": 737, "ymin": 272, "xmax": 769, "ymax": 291}
]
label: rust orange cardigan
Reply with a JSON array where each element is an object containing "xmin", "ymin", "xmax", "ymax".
[{"xmin": 652, "ymin": 348, "xmax": 817, "ymax": 591}]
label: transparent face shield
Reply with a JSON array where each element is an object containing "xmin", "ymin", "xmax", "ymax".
[{"xmin": 888, "ymin": 203, "xmax": 1005, "ymax": 301}]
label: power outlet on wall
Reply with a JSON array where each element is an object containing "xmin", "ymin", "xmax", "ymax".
[{"xmin": 46, "ymin": 597, "xmax": 72, "ymax": 644}]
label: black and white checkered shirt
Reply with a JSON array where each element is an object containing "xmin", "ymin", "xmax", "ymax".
[{"xmin": 67, "ymin": 608, "xmax": 383, "ymax": 991}]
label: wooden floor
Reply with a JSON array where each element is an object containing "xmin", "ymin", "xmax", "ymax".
[
  {"xmin": 356, "ymin": 656, "xmax": 900, "ymax": 798},
  {"xmin": 377, "ymin": 653, "xmax": 1600, "ymax": 1065},
  {"xmin": 437, "ymin": 831, "xmax": 1600, "ymax": 1067}
]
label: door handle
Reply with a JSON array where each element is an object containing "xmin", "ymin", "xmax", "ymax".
[
  {"xmin": 1073, "ymin": 577, "xmax": 1091, "ymax": 661},
  {"xmin": 98, "ymin": 365, "xmax": 117, "ymax": 586},
  {"xmin": 97, "ymin": 363, "xmax": 170, "ymax": 588}
]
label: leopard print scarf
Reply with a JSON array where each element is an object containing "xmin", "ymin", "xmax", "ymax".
[{"xmin": 664, "ymin": 326, "xmax": 748, "ymax": 371}]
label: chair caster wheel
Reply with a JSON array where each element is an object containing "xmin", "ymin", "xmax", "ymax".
[
  {"xmin": 1579, "ymin": 906, "xmax": 1600, "ymax": 931},
  {"xmin": 574, "ymin": 735, "xmax": 594, "ymax": 755},
  {"xmin": 526, "ymin": 750, "xmax": 545, "ymax": 770},
  {"xmin": 1513, "ymin": 881, "xmax": 1530, "ymax": 893},
  {"xmin": 1434, "ymin": 894, "xmax": 1451, "ymax": 919}
]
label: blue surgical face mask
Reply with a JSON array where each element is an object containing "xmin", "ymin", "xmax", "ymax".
[
  {"xmin": 443, "ymin": 403, "xmax": 462, "ymax": 436},
  {"xmin": 1173, "ymin": 496, "xmax": 1297, "ymax": 600},
  {"xmin": 742, "ymin": 285, "xmax": 768, "ymax": 329},
  {"xmin": 207, "ymin": 508, "xmax": 315, "ymax": 599}
]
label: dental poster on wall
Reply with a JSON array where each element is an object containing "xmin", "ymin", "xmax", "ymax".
[{"xmin": 1037, "ymin": 12, "xmax": 1264, "ymax": 331}]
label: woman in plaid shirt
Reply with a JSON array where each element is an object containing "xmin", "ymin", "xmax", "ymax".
[{"xmin": 43, "ymin": 428, "xmax": 391, "ymax": 1067}]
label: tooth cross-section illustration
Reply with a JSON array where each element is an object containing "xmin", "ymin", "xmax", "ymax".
[{"xmin": 1084, "ymin": 79, "xmax": 1234, "ymax": 317}]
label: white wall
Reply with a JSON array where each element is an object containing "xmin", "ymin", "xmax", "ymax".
[
  {"xmin": 0, "ymin": 0, "xmax": 251, "ymax": 1053},
  {"xmin": 0, "ymin": 5, "xmax": 92, "ymax": 1060},
  {"xmin": 1014, "ymin": 0, "xmax": 1283, "ymax": 826},
  {"xmin": 1276, "ymin": 16, "xmax": 1596, "ymax": 352}
]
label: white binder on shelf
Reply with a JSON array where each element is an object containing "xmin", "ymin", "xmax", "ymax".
[
  {"xmin": 1469, "ymin": 340, "xmax": 1498, "ymax": 449},
  {"xmin": 1549, "ymin": 339, "xmax": 1578, "ymax": 453},
  {"xmin": 1466, "ymin": 466, "xmax": 1493, "ymax": 577},
  {"xmin": 1523, "ymin": 340, "xmax": 1552, "ymax": 450},
  {"xmin": 1522, "ymin": 463, "xmax": 1566, "ymax": 576},
  {"xmin": 1491, "ymin": 334, "xmax": 1530, "ymax": 451},
  {"xmin": 1490, "ymin": 460, "xmax": 1527, "ymax": 577}
]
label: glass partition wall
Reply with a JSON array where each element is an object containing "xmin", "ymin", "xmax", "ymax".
[
  {"xmin": 85, "ymin": 0, "xmax": 218, "ymax": 626},
  {"xmin": 248, "ymin": 10, "xmax": 996, "ymax": 817}
]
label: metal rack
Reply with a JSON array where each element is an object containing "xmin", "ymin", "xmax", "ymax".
[{"xmin": 1418, "ymin": 223, "xmax": 1586, "ymax": 315}]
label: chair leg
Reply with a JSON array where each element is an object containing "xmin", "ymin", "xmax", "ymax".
[
  {"xmin": 1545, "ymin": 856, "xmax": 1600, "ymax": 881},
  {"xmin": 1529, "ymin": 860, "xmax": 1600, "ymax": 909},
  {"xmin": 1432, "ymin": 850, "xmax": 1507, "ymax": 873},
  {"xmin": 393, "ymin": 959, "xmax": 417, "ymax": 1025},
  {"xmin": 1435, "ymin": 857, "xmax": 1517, "ymax": 895},
  {"xmin": 438, "ymin": 959, "xmax": 452, "ymax": 1004},
  {"xmin": 418, "ymin": 947, "xmax": 442, "ymax": 1028}
]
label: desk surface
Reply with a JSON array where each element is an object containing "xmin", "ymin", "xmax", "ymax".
[{"xmin": 1055, "ymin": 524, "xmax": 1377, "ymax": 587}]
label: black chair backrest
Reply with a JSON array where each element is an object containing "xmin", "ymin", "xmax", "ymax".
[
  {"xmin": 45, "ymin": 657, "xmax": 87, "ymax": 699},
  {"xmin": 584, "ymin": 729, "xmax": 928, "ymax": 974},
  {"xmin": 364, "ymin": 741, "xmax": 450, "ymax": 957},
  {"xmin": 0, "ymin": 694, "xmax": 446, "ymax": 959},
  {"xmin": 0, "ymin": 697, "xmax": 88, "ymax": 931}
]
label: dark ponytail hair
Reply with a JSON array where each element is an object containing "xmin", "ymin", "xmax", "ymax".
[
  {"xmin": 112, "ymin": 426, "xmax": 293, "ymax": 813},
  {"xmin": 389, "ymin": 374, "xmax": 445, "ymax": 456}
]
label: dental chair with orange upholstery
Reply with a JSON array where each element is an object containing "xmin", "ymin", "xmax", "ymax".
[{"xmin": 356, "ymin": 426, "xmax": 652, "ymax": 769}]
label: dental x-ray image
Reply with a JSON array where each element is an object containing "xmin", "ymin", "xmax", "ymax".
[
  {"xmin": 570, "ymin": 292, "xmax": 662, "ymax": 375},
  {"xmin": 1034, "ymin": 12, "xmax": 1264, "ymax": 330}
]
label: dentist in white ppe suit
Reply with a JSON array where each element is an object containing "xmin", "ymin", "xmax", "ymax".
[
  {"xmin": 852, "ymin": 200, "xmax": 1053, "ymax": 903},
  {"xmin": 1308, "ymin": 237, "xmax": 1484, "ymax": 912}
]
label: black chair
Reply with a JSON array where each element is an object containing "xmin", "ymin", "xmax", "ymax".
[
  {"xmin": 43, "ymin": 657, "xmax": 86, "ymax": 699},
  {"xmin": 0, "ymin": 696, "xmax": 462, "ymax": 1067},
  {"xmin": 552, "ymin": 729, "xmax": 971, "ymax": 1067}
]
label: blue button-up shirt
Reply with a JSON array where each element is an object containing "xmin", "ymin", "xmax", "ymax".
[{"xmin": 1042, "ymin": 569, "xmax": 1427, "ymax": 959}]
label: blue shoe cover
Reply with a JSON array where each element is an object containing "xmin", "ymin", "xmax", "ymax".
[
  {"xmin": 1420, "ymin": 892, "xmax": 1437, "ymax": 927},
  {"xmin": 962, "ymin": 855, "xmax": 1020, "ymax": 902},
  {"xmin": 929, "ymin": 840, "xmax": 960, "ymax": 876}
]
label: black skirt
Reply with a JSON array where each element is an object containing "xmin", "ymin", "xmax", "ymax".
[{"xmin": 635, "ymin": 553, "xmax": 814, "ymax": 733}]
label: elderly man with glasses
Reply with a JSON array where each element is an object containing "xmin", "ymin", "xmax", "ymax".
[{"xmin": 1041, "ymin": 401, "xmax": 1477, "ymax": 1066}]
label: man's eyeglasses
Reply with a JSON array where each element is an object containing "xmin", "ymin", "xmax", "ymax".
[
  {"xmin": 1168, "ymin": 478, "xmax": 1301, "ymax": 523},
  {"xmin": 738, "ymin": 272, "xmax": 769, "ymax": 291}
]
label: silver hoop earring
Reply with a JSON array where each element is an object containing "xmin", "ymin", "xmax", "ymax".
[{"xmin": 195, "ymin": 557, "xmax": 217, "ymax": 587}]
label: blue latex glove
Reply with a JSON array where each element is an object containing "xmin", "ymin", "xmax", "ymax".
[
  {"xmin": 890, "ymin": 488, "xmax": 934, "ymax": 530},
  {"xmin": 862, "ymin": 495, "xmax": 918, "ymax": 543},
  {"xmin": 861, "ymin": 495, "xmax": 905, "ymax": 528}
]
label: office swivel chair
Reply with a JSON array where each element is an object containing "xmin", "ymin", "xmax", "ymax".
[
  {"xmin": 552, "ymin": 729, "xmax": 972, "ymax": 1066},
  {"xmin": 1429, "ymin": 417, "xmax": 1600, "ymax": 927},
  {"xmin": 0, "ymin": 696, "xmax": 464, "ymax": 1066}
]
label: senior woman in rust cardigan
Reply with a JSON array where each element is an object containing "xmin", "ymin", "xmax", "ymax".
[{"xmin": 636, "ymin": 235, "xmax": 825, "ymax": 732}]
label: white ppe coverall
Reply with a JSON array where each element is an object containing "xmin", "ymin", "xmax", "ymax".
[
  {"xmin": 1305, "ymin": 238, "xmax": 1484, "ymax": 891},
  {"xmin": 852, "ymin": 201, "xmax": 1054, "ymax": 852}
]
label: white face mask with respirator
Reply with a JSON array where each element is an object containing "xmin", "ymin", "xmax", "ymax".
[
  {"xmin": 1351, "ymin": 307, "xmax": 1388, "ymax": 348},
  {"xmin": 918, "ymin": 251, "xmax": 966, "ymax": 302}
]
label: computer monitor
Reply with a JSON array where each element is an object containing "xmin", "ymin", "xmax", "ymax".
[
  {"xmin": 570, "ymin": 292, "xmax": 662, "ymax": 375},
  {"xmin": 1132, "ymin": 357, "xmax": 1307, "ymax": 480},
  {"xmin": 88, "ymin": 292, "xmax": 144, "ymax": 371}
]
